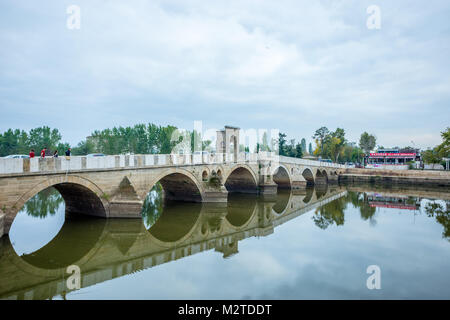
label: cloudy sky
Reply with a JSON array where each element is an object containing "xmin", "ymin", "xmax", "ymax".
[{"xmin": 1, "ymin": 0, "xmax": 449, "ymax": 149}]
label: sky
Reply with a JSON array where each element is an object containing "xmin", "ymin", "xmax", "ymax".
[{"xmin": 0, "ymin": 0, "xmax": 449, "ymax": 149}]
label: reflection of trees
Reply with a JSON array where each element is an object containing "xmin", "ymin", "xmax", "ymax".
[
  {"xmin": 312, "ymin": 197, "xmax": 346, "ymax": 229},
  {"xmin": 311, "ymin": 191, "xmax": 380, "ymax": 229},
  {"xmin": 424, "ymin": 201, "xmax": 450, "ymax": 241},
  {"xmin": 359, "ymin": 194, "xmax": 377, "ymax": 226},
  {"xmin": 24, "ymin": 187, "xmax": 64, "ymax": 218},
  {"xmin": 347, "ymin": 192, "xmax": 377, "ymax": 226},
  {"xmin": 141, "ymin": 183, "xmax": 164, "ymax": 229}
]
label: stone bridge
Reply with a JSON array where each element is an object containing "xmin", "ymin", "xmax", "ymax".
[
  {"xmin": 0, "ymin": 127, "xmax": 344, "ymax": 237},
  {"xmin": 0, "ymin": 186, "xmax": 347, "ymax": 300}
]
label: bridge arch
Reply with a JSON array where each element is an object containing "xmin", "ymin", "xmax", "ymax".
[
  {"xmin": 316, "ymin": 169, "xmax": 328, "ymax": 185},
  {"xmin": 223, "ymin": 165, "xmax": 258, "ymax": 194},
  {"xmin": 302, "ymin": 168, "xmax": 315, "ymax": 186},
  {"xmin": 8, "ymin": 175, "xmax": 108, "ymax": 233},
  {"xmin": 272, "ymin": 165, "xmax": 292, "ymax": 189},
  {"xmin": 144, "ymin": 168, "xmax": 205, "ymax": 202}
]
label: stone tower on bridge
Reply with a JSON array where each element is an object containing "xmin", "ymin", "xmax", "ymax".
[{"xmin": 216, "ymin": 126, "xmax": 240, "ymax": 161}]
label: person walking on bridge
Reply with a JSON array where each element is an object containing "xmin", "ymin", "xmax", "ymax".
[{"xmin": 40, "ymin": 147, "xmax": 47, "ymax": 158}]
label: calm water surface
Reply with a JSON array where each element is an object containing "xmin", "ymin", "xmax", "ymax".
[{"xmin": 2, "ymin": 184, "xmax": 450, "ymax": 300}]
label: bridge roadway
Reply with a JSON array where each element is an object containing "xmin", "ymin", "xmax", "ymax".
[
  {"xmin": 0, "ymin": 186, "xmax": 347, "ymax": 300},
  {"xmin": 0, "ymin": 152, "xmax": 344, "ymax": 236}
]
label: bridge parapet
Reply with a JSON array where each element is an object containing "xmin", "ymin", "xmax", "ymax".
[{"xmin": 0, "ymin": 152, "xmax": 345, "ymax": 176}]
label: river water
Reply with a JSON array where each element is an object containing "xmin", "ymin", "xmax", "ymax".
[{"xmin": 1, "ymin": 184, "xmax": 449, "ymax": 300}]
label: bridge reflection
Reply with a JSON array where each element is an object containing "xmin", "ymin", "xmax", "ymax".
[{"xmin": 0, "ymin": 186, "xmax": 347, "ymax": 300}]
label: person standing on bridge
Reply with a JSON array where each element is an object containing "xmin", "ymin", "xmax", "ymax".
[
  {"xmin": 40, "ymin": 147, "xmax": 47, "ymax": 158},
  {"xmin": 65, "ymin": 148, "xmax": 71, "ymax": 160},
  {"xmin": 53, "ymin": 150, "xmax": 59, "ymax": 158},
  {"xmin": 29, "ymin": 149, "xmax": 35, "ymax": 158}
]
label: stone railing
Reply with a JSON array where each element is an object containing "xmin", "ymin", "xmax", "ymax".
[
  {"xmin": 278, "ymin": 155, "xmax": 346, "ymax": 169},
  {"xmin": 0, "ymin": 152, "xmax": 344, "ymax": 175}
]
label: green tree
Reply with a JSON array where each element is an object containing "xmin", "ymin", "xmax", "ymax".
[
  {"xmin": 436, "ymin": 127, "xmax": 450, "ymax": 158},
  {"xmin": 295, "ymin": 143, "xmax": 303, "ymax": 158},
  {"xmin": 308, "ymin": 142, "xmax": 313, "ymax": 155},
  {"xmin": 359, "ymin": 132, "xmax": 377, "ymax": 154},
  {"xmin": 328, "ymin": 128, "xmax": 346, "ymax": 162},
  {"xmin": 71, "ymin": 139, "xmax": 95, "ymax": 155},
  {"xmin": 312, "ymin": 127, "xmax": 330, "ymax": 157},
  {"xmin": 0, "ymin": 129, "xmax": 29, "ymax": 156},
  {"xmin": 28, "ymin": 126, "xmax": 63, "ymax": 153},
  {"xmin": 422, "ymin": 148, "xmax": 442, "ymax": 164},
  {"xmin": 278, "ymin": 132, "xmax": 288, "ymax": 156}
]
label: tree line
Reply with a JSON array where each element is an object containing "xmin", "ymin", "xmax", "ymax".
[
  {"xmin": 0, "ymin": 127, "xmax": 70, "ymax": 157},
  {"xmin": 1, "ymin": 124, "xmax": 448, "ymax": 165},
  {"xmin": 311, "ymin": 126, "xmax": 375, "ymax": 163},
  {"xmin": 0, "ymin": 124, "xmax": 379, "ymax": 163},
  {"xmin": 0, "ymin": 124, "xmax": 183, "ymax": 157}
]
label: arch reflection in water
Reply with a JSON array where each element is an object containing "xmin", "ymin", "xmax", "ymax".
[
  {"xmin": 9, "ymin": 185, "xmax": 109, "ymax": 257},
  {"xmin": 0, "ymin": 186, "xmax": 349, "ymax": 300},
  {"xmin": 9, "ymin": 187, "xmax": 66, "ymax": 256},
  {"xmin": 272, "ymin": 189, "xmax": 291, "ymax": 215},
  {"xmin": 225, "ymin": 194, "xmax": 257, "ymax": 227}
]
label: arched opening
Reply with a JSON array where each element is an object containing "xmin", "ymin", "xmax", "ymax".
[
  {"xmin": 316, "ymin": 170, "xmax": 328, "ymax": 185},
  {"xmin": 9, "ymin": 181, "xmax": 107, "ymax": 233},
  {"xmin": 157, "ymin": 173, "xmax": 203, "ymax": 203},
  {"xmin": 54, "ymin": 183, "xmax": 107, "ymax": 217},
  {"xmin": 302, "ymin": 168, "xmax": 315, "ymax": 187},
  {"xmin": 141, "ymin": 172, "xmax": 203, "ymax": 235},
  {"xmin": 273, "ymin": 166, "xmax": 291, "ymax": 189},
  {"xmin": 224, "ymin": 167, "xmax": 258, "ymax": 194}
]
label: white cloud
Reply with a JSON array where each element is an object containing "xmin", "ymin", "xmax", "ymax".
[{"xmin": 0, "ymin": 0, "xmax": 449, "ymax": 148}]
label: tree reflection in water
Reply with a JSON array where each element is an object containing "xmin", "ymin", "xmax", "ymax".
[
  {"xmin": 141, "ymin": 183, "xmax": 164, "ymax": 229},
  {"xmin": 312, "ymin": 194, "xmax": 347, "ymax": 229},
  {"xmin": 312, "ymin": 191, "xmax": 378, "ymax": 229},
  {"xmin": 424, "ymin": 200, "xmax": 450, "ymax": 241},
  {"xmin": 24, "ymin": 187, "xmax": 64, "ymax": 218}
]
